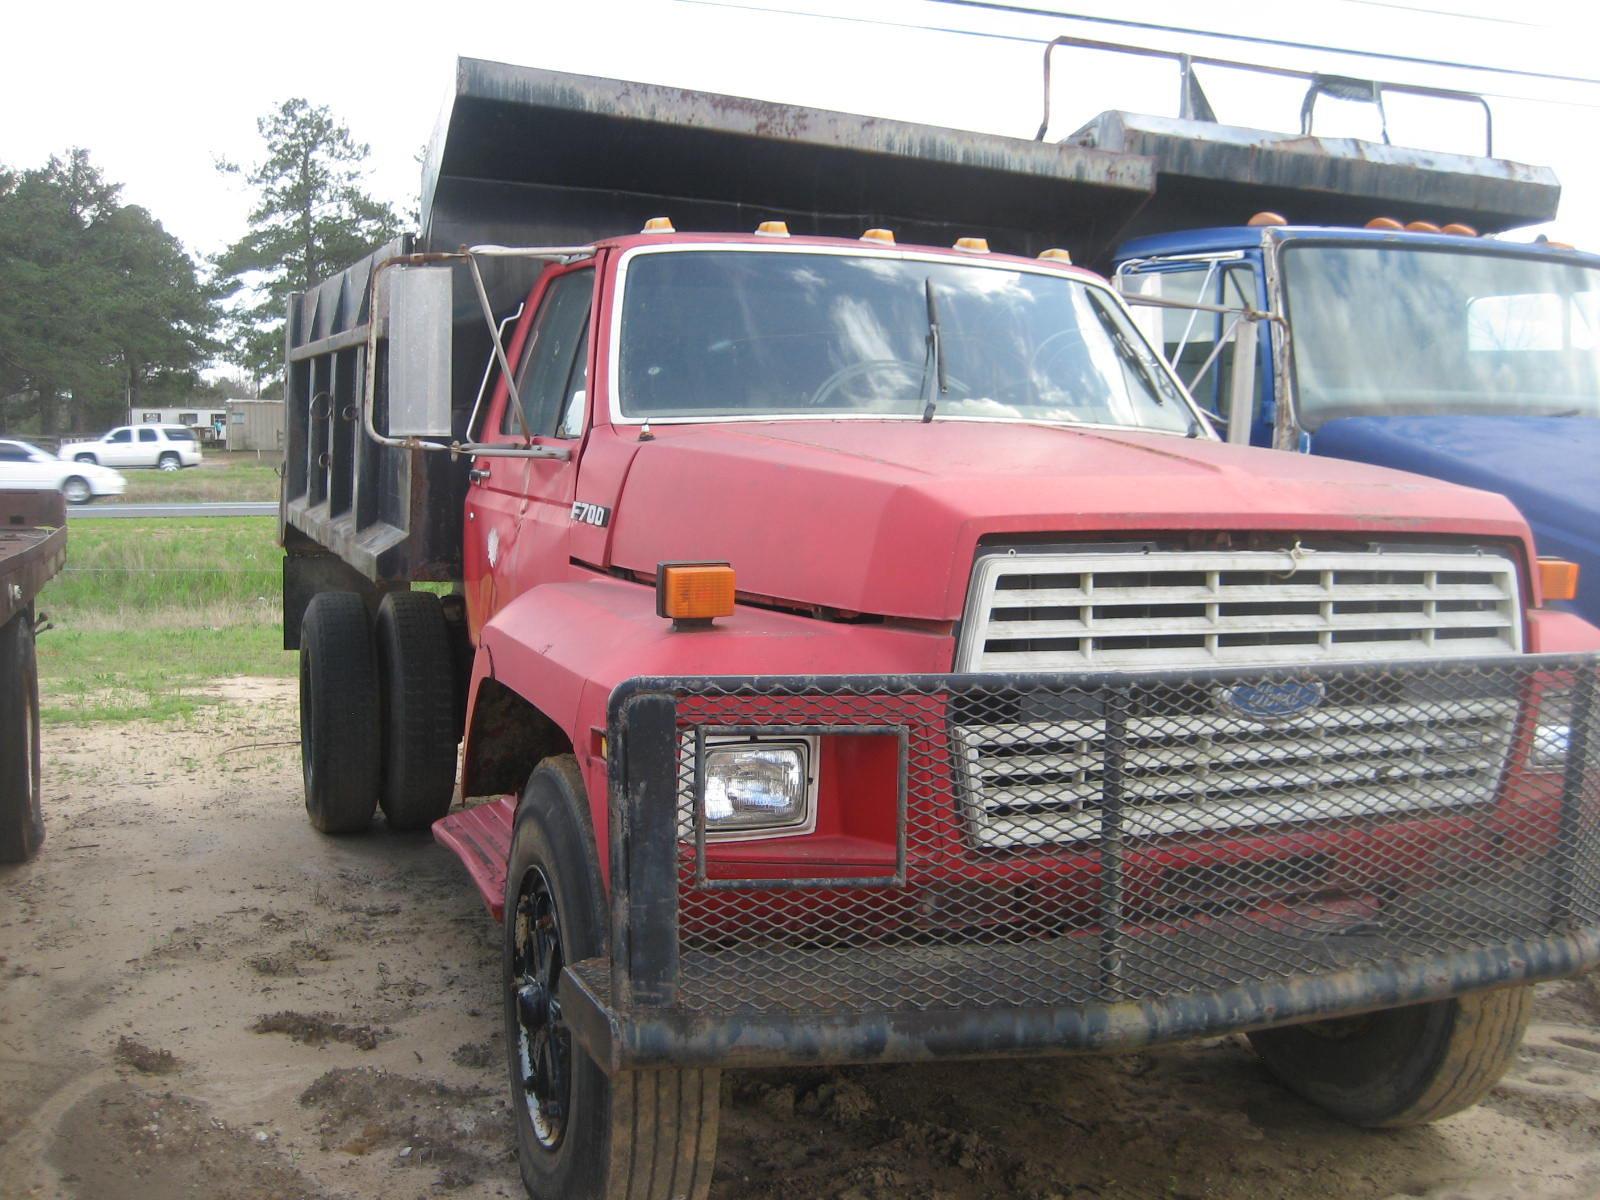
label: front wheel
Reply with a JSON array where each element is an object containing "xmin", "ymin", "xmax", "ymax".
[
  {"xmin": 74, "ymin": 453, "xmax": 97, "ymax": 465},
  {"xmin": 157, "ymin": 452, "xmax": 180, "ymax": 471},
  {"xmin": 505, "ymin": 756, "xmax": 720, "ymax": 1200},
  {"xmin": 1248, "ymin": 985, "xmax": 1533, "ymax": 1127},
  {"xmin": 61, "ymin": 476, "xmax": 93, "ymax": 505}
]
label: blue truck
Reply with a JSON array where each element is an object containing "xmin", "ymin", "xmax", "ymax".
[{"xmin": 1038, "ymin": 39, "xmax": 1600, "ymax": 623}]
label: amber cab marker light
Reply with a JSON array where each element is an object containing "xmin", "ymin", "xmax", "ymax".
[
  {"xmin": 953, "ymin": 236, "xmax": 990, "ymax": 253},
  {"xmin": 1366, "ymin": 216, "xmax": 1405, "ymax": 231},
  {"xmin": 1037, "ymin": 248, "xmax": 1072, "ymax": 264},
  {"xmin": 657, "ymin": 562, "xmax": 737, "ymax": 629},
  {"xmin": 755, "ymin": 220, "xmax": 790, "ymax": 237},
  {"xmin": 1539, "ymin": 558, "xmax": 1581, "ymax": 603},
  {"xmin": 1405, "ymin": 220, "xmax": 1443, "ymax": 234},
  {"xmin": 860, "ymin": 228, "xmax": 896, "ymax": 244},
  {"xmin": 1441, "ymin": 222, "xmax": 1479, "ymax": 237},
  {"xmin": 1247, "ymin": 211, "xmax": 1287, "ymax": 227},
  {"xmin": 641, "ymin": 216, "xmax": 675, "ymax": 234}
]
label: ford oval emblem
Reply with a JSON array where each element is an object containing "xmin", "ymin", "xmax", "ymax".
[{"xmin": 1215, "ymin": 680, "xmax": 1325, "ymax": 722}]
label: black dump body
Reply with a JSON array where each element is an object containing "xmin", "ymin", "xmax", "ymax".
[
  {"xmin": 1070, "ymin": 110, "xmax": 1559, "ymax": 237},
  {"xmin": 281, "ymin": 57, "xmax": 1562, "ymax": 613}
]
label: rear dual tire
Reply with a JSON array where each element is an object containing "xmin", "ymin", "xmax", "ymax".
[{"xmin": 298, "ymin": 591, "xmax": 458, "ymax": 835}]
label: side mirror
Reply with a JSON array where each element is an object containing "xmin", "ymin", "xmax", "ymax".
[{"xmin": 386, "ymin": 265, "xmax": 453, "ymax": 438}]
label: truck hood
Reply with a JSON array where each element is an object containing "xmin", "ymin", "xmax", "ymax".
[
  {"xmin": 1312, "ymin": 415, "xmax": 1600, "ymax": 618},
  {"xmin": 605, "ymin": 420, "xmax": 1531, "ymax": 621}
]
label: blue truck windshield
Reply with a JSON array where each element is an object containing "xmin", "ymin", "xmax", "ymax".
[
  {"xmin": 616, "ymin": 249, "xmax": 1195, "ymax": 433},
  {"xmin": 1282, "ymin": 243, "xmax": 1600, "ymax": 427}
]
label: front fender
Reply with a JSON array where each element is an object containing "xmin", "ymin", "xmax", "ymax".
[{"xmin": 470, "ymin": 574, "xmax": 955, "ymax": 870}]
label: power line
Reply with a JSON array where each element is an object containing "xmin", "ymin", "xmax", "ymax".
[
  {"xmin": 1334, "ymin": 0, "xmax": 1543, "ymax": 28},
  {"xmin": 675, "ymin": 0, "xmax": 1600, "ymax": 110},
  {"xmin": 925, "ymin": 0, "xmax": 1600, "ymax": 87}
]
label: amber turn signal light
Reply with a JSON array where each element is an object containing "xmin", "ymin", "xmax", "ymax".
[
  {"xmin": 1538, "ymin": 558, "xmax": 1580, "ymax": 603},
  {"xmin": 657, "ymin": 562, "xmax": 736, "ymax": 627}
]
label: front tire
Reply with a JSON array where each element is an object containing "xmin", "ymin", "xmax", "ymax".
[
  {"xmin": 298, "ymin": 592, "xmax": 381, "ymax": 834},
  {"xmin": 73, "ymin": 453, "xmax": 97, "ymax": 465},
  {"xmin": 505, "ymin": 756, "xmax": 720, "ymax": 1200},
  {"xmin": 1248, "ymin": 985, "xmax": 1533, "ymax": 1126},
  {"xmin": 0, "ymin": 611, "xmax": 44, "ymax": 862},
  {"xmin": 61, "ymin": 477, "xmax": 92, "ymax": 505},
  {"xmin": 374, "ymin": 592, "xmax": 458, "ymax": 831}
]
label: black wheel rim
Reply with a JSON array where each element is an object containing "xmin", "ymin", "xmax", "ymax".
[{"xmin": 512, "ymin": 865, "xmax": 571, "ymax": 1150}]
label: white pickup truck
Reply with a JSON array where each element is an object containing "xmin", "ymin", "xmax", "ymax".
[{"xmin": 60, "ymin": 424, "xmax": 203, "ymax": 471}]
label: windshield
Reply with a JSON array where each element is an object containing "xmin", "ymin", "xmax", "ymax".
[
  {"xmin": 1282, "ymin": 243, "xmax": 1600, "ymax": 426},
  {"xmin": 616, "ymin": 249, "xmax": 1195, "ymax": 433}
]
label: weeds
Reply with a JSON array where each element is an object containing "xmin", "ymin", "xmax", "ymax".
[
  {"xmin": 115, "ymin": 453, "xmax": 281, "ymax": 504},
  {"xmin": 36, "ymin": 516, "xmax": 294, "ymax": 723}
]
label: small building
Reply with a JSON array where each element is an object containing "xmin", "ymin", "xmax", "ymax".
[
  {"xmin": 225, "ymin": 399, "xmax": 285, "ymax": 454},
  {"xmin": 136, "ymin": 405, "xmax": 229, "ymax": 443}
]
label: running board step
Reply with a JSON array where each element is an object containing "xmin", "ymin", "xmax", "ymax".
[{"xmin": 433, "ymin": 797, "xmax": 516, "ymax": 921}]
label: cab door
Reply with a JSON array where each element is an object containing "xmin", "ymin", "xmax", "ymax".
[{"xmin": 464, "ymin": 266, "xmax": 595, "ymax": 639}]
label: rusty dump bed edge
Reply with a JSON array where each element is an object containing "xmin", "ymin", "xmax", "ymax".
[{"xmin": 1, "ymin": 490, "xmax": 67, "ymax": 627}]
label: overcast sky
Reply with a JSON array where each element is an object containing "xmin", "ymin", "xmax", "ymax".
[{"xmin": 6, "ymin": 0, "xmax": 1600, "ymax": 261}]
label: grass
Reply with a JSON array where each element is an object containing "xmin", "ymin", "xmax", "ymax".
[
  {"xmin": 36, "ymin": 516, "xmax": 295, "ymax": 723},
  {"xmin": 115, "ymin": 452, "xmax": 282, "ymax": 504}
]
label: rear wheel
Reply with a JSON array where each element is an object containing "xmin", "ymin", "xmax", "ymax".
[
  {"xmin": 157, "ymin": 452, "xmax": 180, "ymax": 471},
  {"xmin": 374, "ymin": 592, "xmax": 458, "ymax": 831},
  {"xmin": 0, "ymin": 611, "xmax": 44, "ymax": 862},
  {"xmin": 61, "ymin": 477, "xmax": 92, "ymax": 505},
  {"xmin": 298, "ymin": 592, "xmax": 381, "ymax": 833},
  {"xmin": 1248, "ymin": 985, "xmax": 1533, "ymax": 1126},
  {"xmin": 505, "ymin": 756, "xmax": 720, "ymax": 1200}
]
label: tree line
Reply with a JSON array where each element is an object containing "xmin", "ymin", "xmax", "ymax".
[{"xmin": 0, "ymin": 101, "xmax": 400, "ymax": 435}]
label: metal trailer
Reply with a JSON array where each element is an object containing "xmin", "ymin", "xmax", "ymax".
[{"xmin": 0, "ymin": 490, "xmax": 65, "ymax": 862}]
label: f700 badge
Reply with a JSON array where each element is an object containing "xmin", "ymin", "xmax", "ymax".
[{"xmin": 571, "ymin": 501, "xmax": 611, "ymax": 528}]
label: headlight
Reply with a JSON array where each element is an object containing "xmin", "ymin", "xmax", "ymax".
[
  {"xmin": 699, "ymin": 737, "xmax": 815, "ymax": 837},
  {"xmin": 1531, "ymin": 723, "xmax": 1570, "ymax": 771},
  {"xmin": 1530, "ymin": 687, "xmax": 1572, "ymax": 772}
]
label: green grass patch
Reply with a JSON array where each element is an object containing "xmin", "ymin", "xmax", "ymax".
[
  {"xmin": 116, "ymin": 454, "xmax": 281, "ymax": 504},
  {"xmin": 37, "ymin": 516, "xmax": 294, "ymax": 723},
  {"xmin": 38, "ymin": 624, "xmax": 294, "ymax": 724}
]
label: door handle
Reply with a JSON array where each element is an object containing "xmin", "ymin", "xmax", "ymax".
[{"xmin": 469, "ymin": 465, "xmax": 491, "ymax": 484}]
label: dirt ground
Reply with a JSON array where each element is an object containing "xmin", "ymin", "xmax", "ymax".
[{"xmin": 4, "ymin": 676, "xmax": 1600, "ymax": 1200}]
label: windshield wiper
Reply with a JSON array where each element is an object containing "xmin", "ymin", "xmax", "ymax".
[{"xmin": 921, "ymin": 277, "xmax": 947, "ymax": 423}]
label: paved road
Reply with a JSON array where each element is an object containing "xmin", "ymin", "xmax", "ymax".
[{"xmin": 71, "ymin": 501, "xmax": 277, "ymax": 519}]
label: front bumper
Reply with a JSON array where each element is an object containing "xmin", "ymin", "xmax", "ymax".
[{"xmin": 567, "ymin": 655, "xmax": 1600, "ymax": 1073}]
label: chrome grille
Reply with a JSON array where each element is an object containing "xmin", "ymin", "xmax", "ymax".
[
  {"xmin": 957, "ymin": 548, "xmax": 1522, "ymax": 672},
  {"xmin": 956, "ymin": 546, "xmax": 1523, "ymax": 846}
]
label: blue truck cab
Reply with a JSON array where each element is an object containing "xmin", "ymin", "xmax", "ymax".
[
  {"xmin": 1055, "ymin": 95, "xmax": 1600, "ymax": 622},
  {"xmin": 1112, "ymin": 226, "xmax": 1600, "ymax": 622}
]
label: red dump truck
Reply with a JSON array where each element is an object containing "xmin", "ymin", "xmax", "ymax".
[
  {"xmin": 1, "ymin": 490, "xmax": 64, "ymax": 863},
  {"xmin": 282, "ymin": 59, "xmax": 1600, "ymax": 1200}
]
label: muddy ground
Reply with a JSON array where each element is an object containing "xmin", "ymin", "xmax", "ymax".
[{"xmin": 3, "ymin": 676, "xmax": 1600, "ymax": 1200}]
